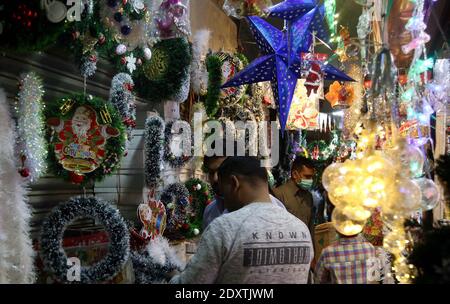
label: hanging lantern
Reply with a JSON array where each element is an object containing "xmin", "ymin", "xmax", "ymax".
[{"xmin": 325, "ymin": 81, "xmax": 354, "ymax": 109}]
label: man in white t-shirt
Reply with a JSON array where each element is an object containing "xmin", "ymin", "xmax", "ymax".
[{"xmin": 170, "ymin": 157, "xmax": 313, "ymax": 284}]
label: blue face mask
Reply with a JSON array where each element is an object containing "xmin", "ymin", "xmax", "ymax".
[{"xmin": 297, "ymin": 179, "xmax": 313, "ymax": 190}]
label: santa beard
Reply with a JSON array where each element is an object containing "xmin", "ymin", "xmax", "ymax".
[{"xmin": 73, "ymin": 122, "xmax": 89, "ymax": 139}]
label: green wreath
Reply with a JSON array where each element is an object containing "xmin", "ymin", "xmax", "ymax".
[
  {"xmin": 205, "ymin": 52, "xmax": 249, "ymax": 118},
  {"xmin": 133, "ymin": 38, "xmax": 192, "ymax": 102},
  {"xmin": 0, "ymin": 0, "xmax": 67, "ymax": 53},
  {"xmin": 45, "ymin": 93, "xmax": 126, "ymax": 185},
  {"xmin": 184, "ymin": 178, "xmax": 214, "ymax": 238}
]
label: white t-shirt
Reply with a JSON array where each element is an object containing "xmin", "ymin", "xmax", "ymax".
[{"xmin": 171, "ymin": 202, "xmax": 314, "ymax": 284}]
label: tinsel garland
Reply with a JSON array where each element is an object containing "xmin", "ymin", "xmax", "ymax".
[
  {"xmin": 184, "ymin": 178, "xmax": 213, "ymax": 238},
  {"xmin": 160, "ymin": 183, "xmax": 191, "ymax": 239},
  {"xmin": 109, "ymin": 73, "xmax": 137, "ymax": 144},
  {"xmin": 40, "ymin": 196, "xmax": 130, "ymax": 283},
  {"xmin": 131, "ymin": 236, "xmax": 184, "ymax": 284},
  {"xmin": 14, "ymin": 72, "xmax": 47, "ymax": 182},
  {"xmin": 164, "ymin": 120, "xmax": 192, "ymax": 168},
  {"xmin": 80, "ymin": 52, "xmax": 98, "ymax": 78},
  {"xmin": 205, "ymin": 55, "xmax": 222, "ymax": 117},
  {"xmin": 145, "ymin": 115, "xmax": 165, "ymax": 188},
  {"xmin": 0, "ymin": 88, "xmax": 35, "ymax": 283},
  {"xmin": 45, "ymin": 93, "xmax": 126, "ymax": 185}
]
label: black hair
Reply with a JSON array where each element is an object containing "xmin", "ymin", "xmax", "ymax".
[
  {"xmin": 292, "ymin": 156, "xmax": 315, "ymax": 171},
  {"xmin": 218, "ymin": 156, "xmax": 268, "ymax": 185}
]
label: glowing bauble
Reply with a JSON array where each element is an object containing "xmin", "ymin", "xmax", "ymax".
[
  {"xmin": 332, "ymin": 208, "xmax": 366, "ymax": 236},
  {"xmin": 383, "ymin": 229, "xmax": 407, "ymax": 255},
  {"xmin": 381, "ymin": 178, "xmax": 422, "ymax": 215},
  {"xmin": 413, "ymin": 177, "xmax": 440, "ymax": 211},
  {"xmin": 386, "ymin": 140, "xmax": 425, "ymax": 178},
  {"xmin": 322, "ymin": 162, "xmax": 342, "ymax": 191},
  {"xmin": 341, "ymin": 205, "xmax": 372, "ymax": 221}
]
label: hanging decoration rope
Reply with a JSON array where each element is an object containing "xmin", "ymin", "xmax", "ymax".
[
  {"xmin": 14, "ymin": 72, "xmax": 47, "ymax": 182},
  {"xmin": 45, "ymin": 93, "xmax": 126, "ymax": 185},
  {"xmin": 40, "ymin": 196, "xmax": 130, "ymax": 283}
]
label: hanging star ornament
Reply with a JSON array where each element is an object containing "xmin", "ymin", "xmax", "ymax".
[
  {"xmin": 221, "ymin": 16, "xmax": 298, "ymax": 132},
  {"xmin": 267, "ymin": 0, "xmax": 329, "ymax": 68}
]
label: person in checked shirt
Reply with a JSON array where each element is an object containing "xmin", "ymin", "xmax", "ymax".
[{"xmin": 314, "ymin": 232, "xmax": 378, "ymax": 284}]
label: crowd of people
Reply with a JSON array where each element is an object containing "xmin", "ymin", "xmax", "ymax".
[{"xmin": 166, "ymin": 143, "xmax": 396, "ymax": 284}]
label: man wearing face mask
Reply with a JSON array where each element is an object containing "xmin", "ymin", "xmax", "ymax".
[{"xmin": 273, "ymin": 156, "xmax": 316, "ymax": 240}]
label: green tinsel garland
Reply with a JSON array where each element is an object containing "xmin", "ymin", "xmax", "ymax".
[
  {"xmin": 45, "ymin": 93, "xmax": 126, "ymax": 185},
  {"xmin": 184, "ymin": 178, "xmax": 214, "ymax": 238},
  {"xmin": 205, "ymin": 54, "xmax": 222, "ymax": 118}
]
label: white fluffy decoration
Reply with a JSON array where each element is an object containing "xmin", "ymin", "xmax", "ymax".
[
  {"xmin": 190, "ymin": 29, "xmax": 211, "ymax": 95},
  {"xmin": 0, "ymin": 88, "xmax": 35, "ymax": 284},
  {"xmin": 147, "ymin": 236, "xmax": 184, "ymax": 270}
]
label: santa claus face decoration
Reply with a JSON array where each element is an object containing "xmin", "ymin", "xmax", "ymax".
[{"xmin": 48, "ymin": 105, "xmax": 119, "ymax": 175}]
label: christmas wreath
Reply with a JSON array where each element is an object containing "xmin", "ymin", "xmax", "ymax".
[
  {"xmin": 184, "ymin": 178, "xmax": 214, "ymax": 237},
  {"xmin": 205, "ymin": 52, "xmax": 248, "ymax": 117},
  {"xmin": 133, "ymin": 37, "xmax": 192, "ymax": 102},
  {"xmin": 0, "ymin": 0, "xmax": 67, "ymax": 53},
  {"xmin": 40, "ymin": 196, "xmax": 130, "ymax": 283},
  {"xmin": 164, "ymin": 120, "xmax": 192, "ymax": 168},
  {"xmin": 45, "ymin": 93, "xmax": 126, "ymax": 185},
  {"xmin": 160, "ymin": 183, "xmax": 191, "ymax": 240}
]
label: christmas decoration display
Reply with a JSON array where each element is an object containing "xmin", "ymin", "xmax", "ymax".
[
  {"xmin": 40, "ymin": 196, "xmax": 130, "ymax": 283},
  {"xmin": 164, "ymin": 120, "xmax": 192, "ymax": 168},
  {"xmin": 221, "ymin": 14, "xmax": 353, "ymax": 132},
  {"xmin": 144, "ymin": 115, "xmax": 165, "ymax": 189},
  {"xmin": 190, "ymin": 29, "xmax": 211, "ymax": 96},
  {"xmin": 267, "ymin": 0, "xmax": 328, "ymax": 66},
  {"xmin": 205, "ymin": 52, "xmax": 247, "ymax": 116},
  {"xmin": 185, "ymin": 178, "xmax": 213, "ymax": 237},
  {"xmin": 108, "ymin": 73, "xmax": 137, "ymax": 150},
  {"xmin": 45, "ymin": 93, "xmax": 126, "ymax": 185},
  {"xmin": 0, "ymin": 88, "xmax": 36, "ymax": 284},
  {"xmin": 222, "ymin": 0, "xmax": 273, "ymax": 18},
  {"xmin": 137, "ymin": 197, "xmax": 167, "ymax": 240},
  {"xmin": 14, "ymin": 72, "xmax": 47, "ymax": 182},
  {"xmin": 325, "ymin": 81, "xmax": 355, "ymax": 109},
  {"xmin": 131, "ymin": 235, "xmax": 184, "ymax": 284},
  {"xmin": 0, "ymin": 0, "xmax": 66, "ymax": 53},
  {"xmin": 135, "ymin": 37, "xmax": 191, "ymax": 102},
  {"xmin": 287, "ymin": 79, "xmax": 320, "ymax": 130},
  {"xmin": 160, "ymin": 182, "xmax": 191, "ymax": 240},
  {"xmin": 151, "ymin": 0, "xmax": 191, "ymax": 40}
]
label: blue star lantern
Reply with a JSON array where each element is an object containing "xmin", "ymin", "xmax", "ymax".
[
  {"xmin": 221, "ymin": 16, "xmax": 298, "ymax": 132},
  {"xmin": 268, "ymin": 0, "xmax": 330, "ymax": 68}
]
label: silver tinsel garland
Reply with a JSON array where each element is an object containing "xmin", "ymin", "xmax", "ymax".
[
  {"xmin": 109, "ymin": 73, "xmax": 137, "ymax": 143},
  {"xmin": 40, "ymin": 196, "xmax": 130, "ymax": 283},
  {"xmin": 80, "ymin": 53, "xmax": 98, "ymax": 78},
  {"xmin": 145, "ymin": 115, "xmax": 165, "ymax": 188},
  {"xmin": 14, "ymin": 72, "xmax": 47, "ymax": 182}
]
